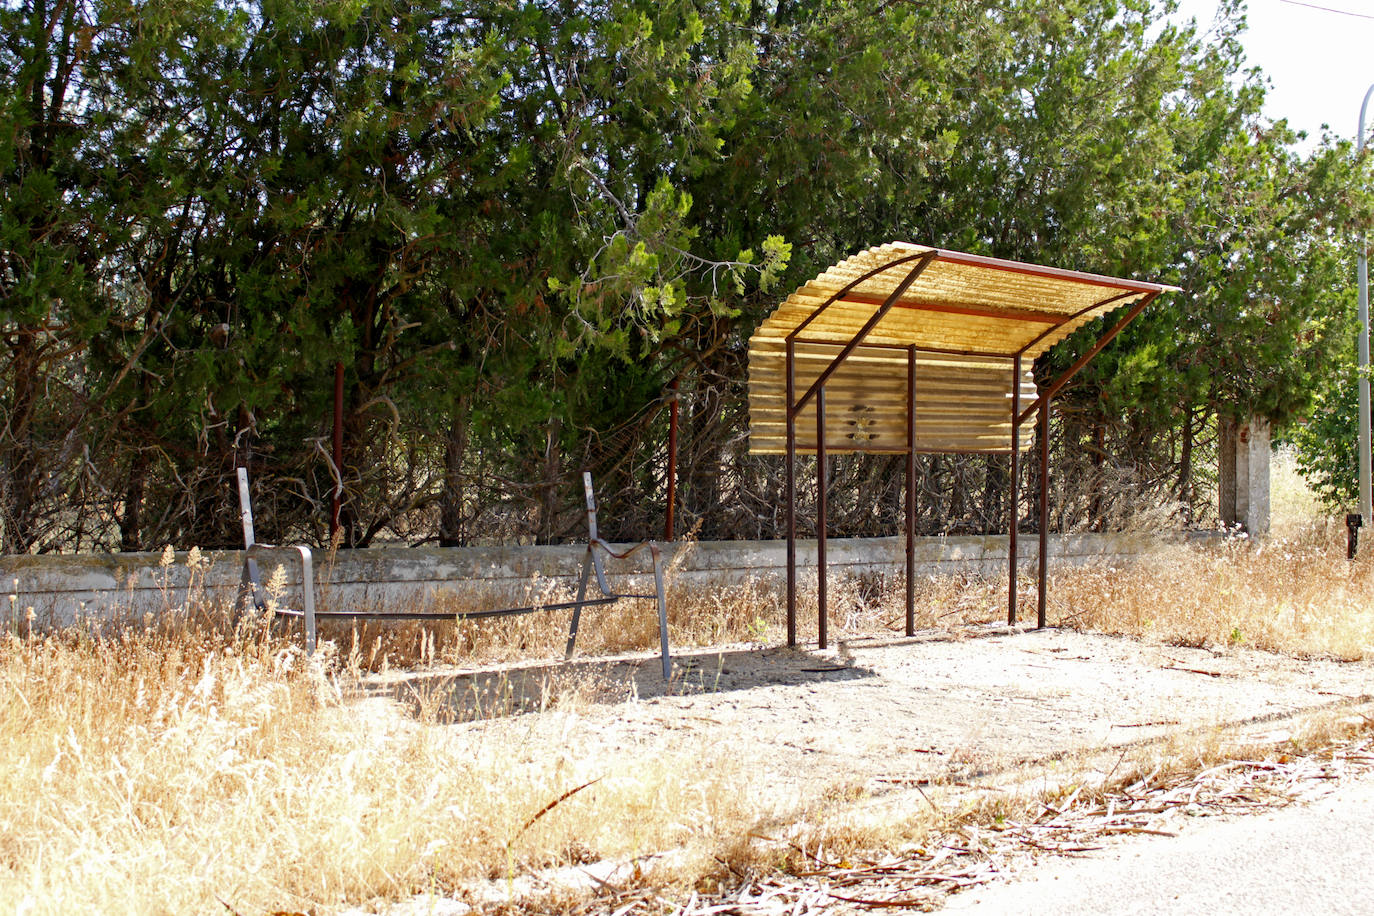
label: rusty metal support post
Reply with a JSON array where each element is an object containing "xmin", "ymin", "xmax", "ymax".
[
  {"xmin": 665, "ymin": 379, "xmax": 679, "ymax": 541},
  {"xmin": 905, "ymin": 346, "xmax": 917, "ymax": 636},
  {"xmin": 1009, "ymin": 356, "xmax": 1021, "ymax": 625},
  {"xmin": 817, "ymin": 384, "xmax": 828, "ymax": 651},
  {"xmin": 786, "ymin": 340, "xmax": 797, "ymax": 647},
  {"xmin": 331, "ymin": 361, "xmax": 344, "ymax": 541},
  {"xmin": 1038, "ymin": 394, "xmax": 1050, "ymax": 629}
]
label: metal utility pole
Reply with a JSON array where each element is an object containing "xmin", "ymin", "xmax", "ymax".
[{"xmin": 1359, "ymin": 85, "xmax": 1374, "ymax": 526}]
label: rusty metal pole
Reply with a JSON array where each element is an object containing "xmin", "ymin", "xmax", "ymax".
[
  {"xmin": 817, "ymin": 384, "xmax": 828, "ymax": 650},
  {"xmin": 331, "ymin": 361, "xmax": 344, "ymax": 542},
  {"xmin": 665, "ymin": 379, "xmax": 678, "ymax": 542},
  {"xmin": 906, "ymin": 346, "xmax": 917, "ymax": 636},
  {"xmin": 786, "ymin": 341, "xmax": 797, "ymax": 647},
  {"xmin": 1009, "ymin": 356, "xmax": 1021, "ymax": 625},
  {"xmin": 1038, "ymin": 394, "xmax": 1050, "ymax": 629},
  {"xmin": 1359, "ymin": 84, "xmax": 1374, "ymax": 525}
]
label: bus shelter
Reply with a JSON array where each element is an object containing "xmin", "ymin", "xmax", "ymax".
[{"xmin": 747, "ymin": 242, "xmax": 1180, "ymax": 646}]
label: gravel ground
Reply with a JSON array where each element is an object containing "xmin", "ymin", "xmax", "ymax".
[
  {"xmin": 354, "ymin": 625, "xmax": 1374, "ymax": 913},
  {"xmin": 372, "ymin": 625, "xmax": 1372, "ymax": 807}
]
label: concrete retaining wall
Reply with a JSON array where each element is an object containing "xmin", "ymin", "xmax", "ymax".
[{"xmin": 0, "ymin": 532, "xmax": 1171, "ymax": 628}]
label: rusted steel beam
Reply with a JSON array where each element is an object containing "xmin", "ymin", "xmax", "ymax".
[
  {"xmin": 817, "ymin": 384, "xmax": 828, "ymax": 651},
  {"xmin": 787, "ymin": 252, "xmax": 932, "ymax": 342},
  {"xmin": 1009, "ymin": 355, "xmax": 1021, "ymax": 626},
  {"xmin": 1017, "ymin": 292, "xmax": 1159, "ymax": 426},
  {"xmin": 1016, "ymin": 290, "xmax": 1140, "ymax": 358},
  {"xmin": 906, "ymin": 345, "xmax": 917, "ymax": 637},
  {"xmin": 790, "ymin": 251, "xmax": 939, "ymax": 416},
  {"xmin": 1039, "ymin": 395, "xmax": 1050, "ymax": 629},
  {"xmin": 786, "ymin": 340, "xmax": 797, "ymax": 648}
]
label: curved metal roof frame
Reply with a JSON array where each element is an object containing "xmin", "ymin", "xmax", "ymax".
[
  {"xmin": 748, "ymin": 242, "xmax": 1180, "ymax": 456},
  {"xmin": 745, "ymin": 242, "xmax": 1180, "ymax": 646}
]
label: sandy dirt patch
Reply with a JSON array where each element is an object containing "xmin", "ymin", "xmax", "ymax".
[{"xmin": 361, "ymin": 625, "xmax": 1373, "ymax": 811}]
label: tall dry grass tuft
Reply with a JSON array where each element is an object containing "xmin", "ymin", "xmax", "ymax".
[
  {"xmin": 1049, "ymin": 523, "xmax": 1374, "ymax": 659},
  {"xmin": 0, "ymin": 618, "xmax": 759, "ymax": 913}
]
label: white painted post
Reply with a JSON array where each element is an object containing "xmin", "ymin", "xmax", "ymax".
[{"xmin": 237, "ymin": 468, "xmax": 255, "ymax": 548}]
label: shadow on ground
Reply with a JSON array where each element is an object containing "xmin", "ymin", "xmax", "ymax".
[
  {"xmin": 355, "ymin": 624, "xmax": 1028, "ymax": 724},
  {"xmin": 358, "ymin": 643, "xmax": 886, "ymax": 723}
]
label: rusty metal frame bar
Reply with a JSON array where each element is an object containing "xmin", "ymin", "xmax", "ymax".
[
  {"xmin": 788, "ymin": 252, "xmax": 933, "ymax": 342},
  {"xmin": 786, "ymin": 339, "xmax": 797, "ymax": 646},
  {"xmin": 1017, "ymin": 291, "xmax": 1160, "ymax": 425},
  {"xmin": 1012, "ymin": 290, "xmax": 1161, "ymax": 628},
  {"xmin": 1017, "ymin": 290, "xmax": 1141, "ymax": 358},
  {"xmin": 1038, "ymin": 394, "xmax": 1051, "ymax": 629},
  {"xmin": 785, "ymin": 253, "xmax": 938, "ymax": 648},
  {"xmin": 1009, "ymin": 355, "xmax": 1021, "ymax": 626},
  {"xmin": 906, "ymin": 345, "xmax": 917, "ymax": 636},
  {"xmin": 789, "ymin": 252, "xmax": 939, "ymax": 416},
  {"xmin": 817, "ymin": 385, "xmax": 828, "ymax": 650}
]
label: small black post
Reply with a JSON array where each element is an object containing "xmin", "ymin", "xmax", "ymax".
[{"xmin": 1347, "ymin": 513, "xmax": 1362, "ymax": 560}]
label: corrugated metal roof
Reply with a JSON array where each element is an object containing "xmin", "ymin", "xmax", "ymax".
[{"xmin": 747, "ymin": 242, "xmax": 1179, "ymax": 456}]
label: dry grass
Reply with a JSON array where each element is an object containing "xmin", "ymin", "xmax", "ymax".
[
  {"xmin": 0, "ymin": 622, "xmax": 764, "ymax": 914},
  {"xmin": 5, "ymin": 462, "xmax": 1373, "ymax": 913},
  {"xmin": 1040, "ymin": 444, "xmax": 1374, "ymax": 660},
  {"xmin": 1048, "ymin": 523, "xmax": 1374, "ymax": 660},
  {"xmin": 1270, "ymin": 444, "xmax": 1325, "ymax": 541}
]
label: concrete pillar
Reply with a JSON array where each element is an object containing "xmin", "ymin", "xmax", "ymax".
[
  {"xmin": 1244, "ymin": 417, "xmax": 1271, "ymax": 536},
  {"xmin": 1218, "ymin": 415, "xmax": 1270, "ymax": 536}
]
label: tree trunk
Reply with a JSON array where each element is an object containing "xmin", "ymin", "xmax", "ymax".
[
  {"xmin": 1090, "ymin": 415, "xmax": 1106, "ymax": 532},
  {"xmin": 119, "ymin": 449, "xmax": 149, "ymax": 552},
  {"xmin": 686, "ymin": 386, "xmax": 722, "ymax": 538},
  {"xmin": 438, "ymin": 394, "xmax": 471, "ymax": 547},
  {"xmin": 1, "ymin": 331, "xmax": 41, "ymax": 553},
  {"xmin": 536, "ymin": 416, "xmax": 562, "ymax": 544},
  {"xmin": 927, "ymin": 453, "xmax": 944, "ymax": 525},
  {"xmin": 948, "ymin": 456, "xmax": 966, "ymax": 526},
  {"xmin": 1178, "ymin": 406, "xmax": 1195, "ymax": 526},
  {"xmin": 980, "ymin": 454, "xmax": 1004, "ymax": 535}
]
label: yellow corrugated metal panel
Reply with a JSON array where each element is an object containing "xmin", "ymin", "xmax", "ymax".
[{"xmin": 747, "ymin": 242, "xmax": 1177, "ymax": 456}]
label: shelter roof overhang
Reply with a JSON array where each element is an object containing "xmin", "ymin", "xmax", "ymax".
[{"xmin": 747, "ymin": 242, "xmax": 1180, "ymax": 456}]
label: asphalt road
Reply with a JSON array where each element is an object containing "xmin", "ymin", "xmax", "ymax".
[{"xmin": 941, "ymin": 771, "xmax": 1374, "ymax": 915}]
